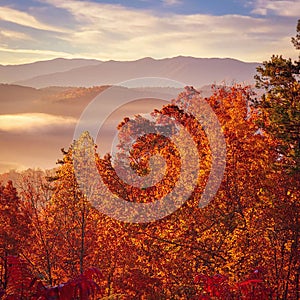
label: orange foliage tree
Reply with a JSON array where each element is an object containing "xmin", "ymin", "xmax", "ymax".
[{"xmin": 0, "ymin": 83, "xmax": 298, "ymax": 299}]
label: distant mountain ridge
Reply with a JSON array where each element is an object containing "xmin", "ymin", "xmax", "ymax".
[
  {"xmin": 0, "ymin": 56, "xmax": 259, "ymax": 88},
  {"xmin": 0, "ymin": 58, "xmax": 101, "ymax": 84}
]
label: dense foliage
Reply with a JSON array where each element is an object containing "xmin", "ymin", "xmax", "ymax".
[
  {"xmin": 0, "ymin": 82, "xmax": 298, "ymax": 299},
  {"xmin": 0, "ymin": 20, "xmax": 299, "ymax": 300}
]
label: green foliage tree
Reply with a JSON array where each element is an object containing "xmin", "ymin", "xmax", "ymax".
[
  {"xmin": 255, "ymin": 19, "xmax": 300, "ymax": 173},
  {"xmin": 292, "ymin": 19, "xmax": 300, "ymax": 50},
  {"xmin": 254, "ymin": 19, "xmax": 300, "ymax": 299}
]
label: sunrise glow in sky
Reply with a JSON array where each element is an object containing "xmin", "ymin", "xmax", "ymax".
[{"xmin": 0, "ymin": 0, "xmax": 299, "ymax": 65}]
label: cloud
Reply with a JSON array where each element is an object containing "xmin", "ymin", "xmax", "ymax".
[
  {"xmin": 0, "ymin": 46, "xmax": 73, "ymax": 57},
  {"xmin": 0, "ymin": 6, "xmax": 66, "ymax": 32},
  {"xmin": 0, "ymin": 0, "xmax": 298, "ymax": 64},
  {"xmin": 162, "ymin": 0, "xmax": 182, "ymax": 6},
  {"xmin": 0, "ymin": 29, "xmax": 32, "ymax": 41},
  {"xmin": 251, "ymin": 0, "xmax": 300, "ymax": 17},
  {"xmin": 0, "ymin": 113, "xmax": 76, "ymax": 133}
]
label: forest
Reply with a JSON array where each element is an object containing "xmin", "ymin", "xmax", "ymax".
[{"xmin": 0, "ymin": 21, "xmax": 299, "ymax": 300}]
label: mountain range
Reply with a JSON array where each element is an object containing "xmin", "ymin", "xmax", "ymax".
[{"xmin": 1, "ymin": 56, "xmax": 259, "ymax": 88}]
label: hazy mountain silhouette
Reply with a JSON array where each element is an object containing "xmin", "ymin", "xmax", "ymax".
[
  {"xmin": 0, "ymin": 58, "xmax": 101, "ymax": 84},
  {"xmin": 12, "ymin": 56, "xmax": 259, "ymax": 88},
  {"xmin": 0, "ymin": 84, "xmax": 183, "ymax": 116}
]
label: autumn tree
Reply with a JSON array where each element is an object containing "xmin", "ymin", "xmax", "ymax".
[
  {"xmin": 92, "ymin": 85, "xmax": 278, "ymax": 297},
  {"xmin": 0, "ymin": 181, "xmax": 31, "ymax": 290},
  {"xmin": 44, "ymin": 139, "xmax": 127, "ymax": 297},
  {"xmin": 18, "ymin": 169, "xmax": 57, "ymax": 286},
  {"xmin": 44, "ymin": 147, "xmax": 96, "ymax": 283}
]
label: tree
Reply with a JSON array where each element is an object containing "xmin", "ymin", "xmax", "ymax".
[
  {"xmin": 45, "ymin": 147, "xmax": 96, "ymax": 283},
  {"xmin": 94, "ymin": 85, "xmax": 280, "ymax": 297},
  {"xmin": 292, "ymin": 19, "xmax": 300, "ymax": 50},
  {"xmin": 0, "ymin": 181, "xmax": 31, "ymax": 290},
  {"xmin": 2, "ymin": 255, "xmax": 101, "ymax": 300},
  {"xmin": 254, "ymin": 19, "xmax": 300, "ymax": 299},
  {"xmin": 18, "ymin": 169, "xmax": 57, "ymax": 286},
  {"xmin": 255, "ymin": 19, "xmax": 300, "ymax": 173}
]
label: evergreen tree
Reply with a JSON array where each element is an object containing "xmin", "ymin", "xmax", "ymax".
[{"xmin": 255, "ymin": 19, "xmax": 300, "ymax": 173}]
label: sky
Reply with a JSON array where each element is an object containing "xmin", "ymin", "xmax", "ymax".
[{"xmin": 0, "ymin": 0, "xmax": 299, "ymax": 65}]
